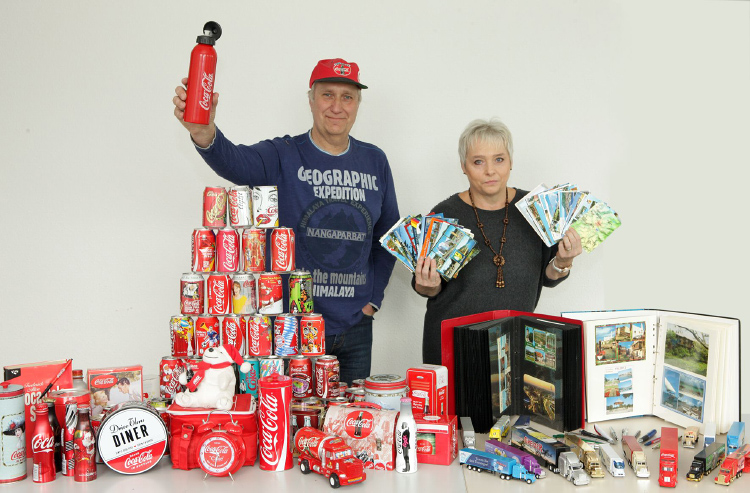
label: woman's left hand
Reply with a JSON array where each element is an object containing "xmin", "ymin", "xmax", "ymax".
[{"xmin": 555, "ymin": 227, "xmax": 583, "ymax": 265}]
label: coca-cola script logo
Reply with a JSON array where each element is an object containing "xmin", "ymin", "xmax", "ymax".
[
  {"xmin": 92, "ymin": 375, "xmax": 117, "ymax": 388},
  {"xmin": 222, "ymin": 232, "xmax": 237, "ymax": 267},
  {"xmin": 345, "ymin": 411, "xmax": 374, "ymax": 439},
  {"xmin": 259, "ymin": 392, "xmax": 286, "ymax": 467},
  {"xmin": 199, "ymin": 72, "xmax": 214, "ymax": 111},
  {"xmin": 224, "ymin": 320, "xmax": 238, "ymax": 345},
  {"xmin": 416, "ymin": 439, "xmax": 433, "ymax": 454},
  {"xmin": 296, "ymin": 436, "xmax": 321, "ymax": 453},
  {"xmin": 211, "ymin": 278, "xmax": 227, "ymax": 313},
  {"xmin": 273, "ymin": 231, "xmax": 289, "ymax": 268},
  {"xmin": 123, "ymin": 450, "xmax": 154, "ymax": 470},
  {"xmin": 32, "ymin": 433, "xmax": 55, "ymax": 452},
  {"xmin": 249, "ymin": 323, "xmax": 260, "ymax": 355},
  {"xmin": 199, "ymin": 436, "xmax": 235, "ymax": 474},
  {"xmin": 10, "ymin": 450, "xmax": 26, "ymax": 462}
]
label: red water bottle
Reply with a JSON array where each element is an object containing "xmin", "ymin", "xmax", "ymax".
[
  {"xmin": 184, "ymin": 21, "xmax": 222, "ymax": 125},
  {"xmin": 32, "ymin": 402, "xmax": 56, "ymax": 483}
]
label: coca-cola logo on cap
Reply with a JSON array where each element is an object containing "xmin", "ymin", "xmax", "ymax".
[
  {"xmin": 92, "ymin": 375, "xmax": 117, "ymax": 387},
  {"xmin": 344, "ymin": 410, "xmax": 374, "ymax": 439}
]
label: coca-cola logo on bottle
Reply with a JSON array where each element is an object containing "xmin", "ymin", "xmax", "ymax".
[
  {"xmin": 200, "ymin": 72, "xmax": 214, "ymax": 110},
  {"xmin": 259, "ymin": 392, "xmax": 283, "ymax": 466},
  {"xmin": 32, "ymin": 434, "xmax": 55, "ymax": 452},
  {"xmin": 344, "ymin": 411, "xmax": 374, "ymax": 439},
  {"xmin": 92, "ymin": 375, "xmax": 118, "ymax": 387},
  {"xmin": 123, "ymin": 450, "xmax": 154, "ymax": 470}
]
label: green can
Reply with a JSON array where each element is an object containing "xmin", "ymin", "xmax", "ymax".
[{"xmin": 289, "ymin": 270, "xmax": 314, "ymax": 314}]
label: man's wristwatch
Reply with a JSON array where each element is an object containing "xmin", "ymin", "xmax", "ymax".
[{"xmin": 549, "ymin": 257, "xmax": 571, "ymax": 275}]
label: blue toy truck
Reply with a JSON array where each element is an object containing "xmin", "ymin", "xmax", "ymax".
[{"xmin": 459, "ymin": 448, "xmax": 537, "ymax": 484}]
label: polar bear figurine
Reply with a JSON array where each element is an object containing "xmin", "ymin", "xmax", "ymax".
[{"xmin": 174, "ymin": 344, "xmax": 251, "ymax": 410}]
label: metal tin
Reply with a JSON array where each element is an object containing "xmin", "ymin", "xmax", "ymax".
[
  {"xmin": 231, "ymin": 273, "xmax": 257, "ymax": 315},
  {"xmin": 300, "ymin": 313, "xmax": 325, "ymax": 356},
  {"xmin": 203, "ymin": 186, "xmax": 227, "ymax": 229},
  {"xmin": 191, "ymin": 228, "xmax": 216, "ymax": 273},
  {"xmin": 216, "ymin": 228, "xmax": 240, "ymax": 273},
  {"xmin": 274, "ymin": 314, "xmax": 299, "ymax": 357},
  {"xmin": 96, "ymin": 401, "xmax": 168, "ymax": 474},
  {"xmin": 207, "ymin": 273, "xmax": 232, "ymax": 315},
  {"xmin": 347, "ymin": 388, "xmax": 366, "ymax": 403},
  {"xmin": 289, "ymin": 270, "xmax": 314, "ymax": 314},
  {"xmin": 314, "ymin": 356, "xmax": 340, "ymax": 399},
  {"xmin": 228, "ymin": 185, "xmax": 253, "ymax": 228},
  {"xmin": 241, "ymin": 228, "xmax": 266, "ymax": 273},
  {"xmin": 180, "ymin": 272, "xmax": 204, "ymax": 315},
  {"xmin": 169, "ymin": 315, "xmax": 194, "ymax": 358},
  {"xmin": 258, "ymin": 272, "xmax": 283, "ymax": 315},
  {"xmin": 259, "ymin": 356, "xmax": 284, "ymax": 378},
  {"xmin": 159, "ymin": 356, "xmax": 186, "ymax": 400},
  {"xmin": 289, "ymin": 356, "xmax": 313, "ymax": 399},
  {"xmin": 326, "ymin": 397, "xmax": 349, "ymax": 407},
  {"xmin": 221, "ymin": 314, "xmax": 245, "ymax": 356},
  {"xmin": 0, "ymin": 383, "xmax": 26, "ymax": 483},
  {"xmin": 194, "ymin": 315, "xmax": 220, "ymax": 357},
  {"xmin": 364, "ymin": 374, "xmax": 408, "ymax": 411},
  {"xmin": 47, "ymin": 389, "xmax": 90, "ymax": 477},
  {"xmin": 238, "ymin": 357, "xmax": 260, "ymax": 398},
  {"xmin": 270, "ymin": 227, "xmax": 295, "ymax": 272},
  {"xmin": 246, "ymin": 314, "xmax": 273, "ymax": 357},
  {"xmin": 252, "ymin": 186, "xmax": 279, "ymax": 229}
]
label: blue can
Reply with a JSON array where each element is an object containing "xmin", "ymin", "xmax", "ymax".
[{"xmin": 238, "ymin": 357, "xmax": 260, "ymax": 398}]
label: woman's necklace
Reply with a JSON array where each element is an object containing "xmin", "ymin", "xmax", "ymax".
[{"xmin": 468, "ymin": 188, "xmax": 509, "ymax": 288}]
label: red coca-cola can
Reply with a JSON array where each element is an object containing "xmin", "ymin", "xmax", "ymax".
[
  {"xmin": 159, "ymin": 356, "xmax": 186, "ymax": 400},
  {"xmin": 216, "ymin": 228, "xmax": 240, "ymax": 272},
  {"xmin": 180, "ymin": 272, "xmax": 204, "ymax": 315},
  {"xmin": 314, "ymin": 356, "xmax": 340, "ymax": 399},
  {"xmin": 207, "ymin": 273, "xmax": 231, "ymax": 315},
  {"xmin": 258, "ymin": 374, "xmax": 293, "ymax": 471},
  {"xmin": 221, "ymin": 314, "xmax": 245, "ymax": 355},
  {"xmin": 194, "ymin": 315, "xmax": 221, "ymax": 356},
  {"xmin": 270, "ymin": 227, "xmax": 295, "ymax": 272},
  {"xmin": 252, "ymin": 186, "xmax": 279, "ymax": 229},
  {"xmin": 191, "ymin": 228, "xmax": 216, "ymax": 272},
  {"xmin": 203, "ymin": 186, "xmax": 227, "ymax": 229},
  {"xmin": 184, "ymin": 356, "xmax": 202, "ymax": 383},
  {"xmin": 242, "ymin": 228, "xmax": 266, "ymax": 273},
  {"xmin": 170, "ymin": 315, "xmax": 194, "ymax": 357},
  {"xmin": 246, "ymin": 314, "xmax": 273, "ymax": 357},
  {"xmin": 300, "ymin": 313, "xmax": 325, "ymax": 356},
  {"xmin": 231, "ymin": 273, "xmax": 257, "ymax": 315},
  {"xmin": 258, "ymin": 272, "xmax": 283, "ymax": 315},
  {"xmin": 228, "ymin": 185, "xmax": 252, "ymax": 228},
  {"xmin": 274, "ymin": 314, "xmax": 299, "ymax": 357},
  {"xmin": 289, "ymin": 355, "xmax": 313, "ymax": 399}
]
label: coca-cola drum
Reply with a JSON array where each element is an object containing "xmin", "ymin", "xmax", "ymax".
[
  {"xmin": 96, "ymin": 401, "xmax": 168, "ymax": 475},
  {"xmin": 258, "ymin": 374, "xmax": 293, "ymax": 471}
]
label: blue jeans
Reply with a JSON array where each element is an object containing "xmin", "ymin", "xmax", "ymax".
[{"xmin": 326, "ymin": 314, "xmax": 373, "ymax": 386}]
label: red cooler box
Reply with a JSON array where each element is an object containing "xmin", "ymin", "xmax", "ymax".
[
  {"xmin": 166, "ymin": 394, "xmax": 257, "ymax": 470},
  {"xmin": 323, "ymin": 402, "xmax": 398, "ymax": 470},
  {"xmin": 407, "ymin": 364, "xmax": 448, "ymax": 418},
  {"xmin": 415, "ymin": 414, "xmax": 458, "ymax": 465}
]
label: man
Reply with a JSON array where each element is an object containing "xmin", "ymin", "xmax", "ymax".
[{"xmin": 172, "ymin": 58, "xmax": 400, "ymax": 385}]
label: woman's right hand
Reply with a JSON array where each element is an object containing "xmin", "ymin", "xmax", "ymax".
[
  {"xmin": 173, "ymin": 77, "xmax": 218, "ymax": 148},
  {"xmin": 414, "ymin": 256, "xmax": 442, "ymax": 297}
]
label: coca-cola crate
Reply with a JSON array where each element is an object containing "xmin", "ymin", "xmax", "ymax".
[
  {"xmin": 323, "ymin": 402, "xmax": 398, "ymax": 470},
  {"xmin": 415, "ymin": 414, "xmax": 457, "ymax": 465},
  {"xmin": 166, "ymin": 394, "xmax": 257, "ymax": 470}
]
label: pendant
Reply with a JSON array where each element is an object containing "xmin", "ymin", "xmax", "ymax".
[{"xmin": 493, "ymin": 254, "xmax": 505, "ymax": 267}]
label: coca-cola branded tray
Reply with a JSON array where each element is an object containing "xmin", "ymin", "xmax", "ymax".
[{"xmin": 323, "ymin": 402, "xmax": 398, "ymax": 470}]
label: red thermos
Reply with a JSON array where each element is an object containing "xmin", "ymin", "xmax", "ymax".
[{"xmin": 184, "ymin": 21, "xmax": 222, "ymax": 125}]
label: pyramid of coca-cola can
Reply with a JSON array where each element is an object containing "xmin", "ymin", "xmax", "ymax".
[{"xmin": 162, "ymin": 185, "xmax": 345, "ymax": 405}]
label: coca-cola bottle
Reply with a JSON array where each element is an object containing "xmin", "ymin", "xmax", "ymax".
[
  {"xmin": 395, "ymin": 397, "xmax": 417, "ymax": 474},
  {"xmin": 184, "ymin": 21, "xmax": 222, "ymax": 125},
  {"xmin": 45, "ymin": 400, "xmax": 63, "ymax": 473},
  {"xmin": 73, "ymin": 406, "xmax": 96, "ymax": 482},
  {"xmin": 32, "ymin": 402, "xmax": 56, "ymax": 483}
]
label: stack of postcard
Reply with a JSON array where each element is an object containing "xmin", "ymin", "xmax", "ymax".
[
  {"xmin": 380, "ymin": 214, "xmax": 480, "ymax": 280},
  {"xmin": 516, "ymin": 183, "xmax": 621, "ymax": 252}
]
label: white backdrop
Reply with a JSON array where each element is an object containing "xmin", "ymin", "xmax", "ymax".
[{"xmin": 2, "ymin": 1, "xmax": 748, "ymax": 411}]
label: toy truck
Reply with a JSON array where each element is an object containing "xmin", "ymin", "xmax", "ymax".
[
  {"xmin": 704, "ymin": 423, "xmax": 716, "ymax": 446},
  {"xmin": 622, "ymin": 435, "xmax": 650, "ymax": 477},
  {"xmin": 558, "ymin": 451, "xmax": 591, "ymax": 486},
  {"xmin": 459, "ymin": 448, "xmax": 537, "ymax": 484},
  {"xmin": 295, "ymin": 427, "xmax": 366, "ymax": 488},
  {"xmin": 683, "ymin": 426, "xmax": 699, "ymax": 448},
  {"xmin": 485, "ymin": 438, "xmax": 546, "ymax": 479},
  {"xmin": 658, "ymin": 427, "xmax": 679, "ymax": 487},
  {"xmin": 726, "ymin": 421, "xmax": 746, "ymax": 454},
  {"xmin": 714, "ymin": 444, "xmax": 750, "ymax": 485},
  {"xmin": 488, "ymin": 415, "xmax": 510, "ymax": 439},
  {"xmin": 687, "ymin": 441, "xmax": 725, "ymax": 481},
  {"xmin": 564, "ymin": 433, "xmax": 605, "ymax": 478},
  {"xmin": 510, "ymin": 425, "xmax": 570, "ymax": 474},
  {"xmin": 460, "ymin": 416, "xmax": 475, "ymax": 449},
  {"xmin": 598, "ymin": 443, "xmax": 626, "ymax": 477}
]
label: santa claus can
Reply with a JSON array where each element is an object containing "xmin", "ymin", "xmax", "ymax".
[
  {"xmin": 207, "ymin": 273, "xmax": 232, "ymax": 315},
  {"xmin": 159, "ymin": 357, "xmax": 185, "ymax": 400},
  {"xmin": 0, "ymin": 383, "xmax": 26, "ymax": 483},
  {"xmin": 221, "ymin": 314, "xmax": 245, "ymax": 356},
  {"xmin": 180, "ymin": 272, "xmax": 204, "ymax": 315},
  {"xmin": 274, "ymin": 314, "xmax": 299, "ymax": 357},
  {"xmin": 73, "ymin": 406, "xmax": 96, "ymax": 482},
  {"xmin": 252, "ymin": 186, "xmax": 279, "ymax": 229},
  {"xmin": 258, "ymin": 374, "xmax": 293, "ymax": 471},
  {"xmin": 246, "ymin": 314, "xmax": 273, "ymax": 357},
  {"xmin": 228, "ymin": 185, "xmax": 252, "ymax": 228},
  {"xmin": 270, "ymin": 227, "xmax": 295, "ymax": 272},
  {"xmin": 242, "ymin": 228, "xmax": 266, "ymax": 273},
  {"xmin": 231, "ymin": 273, "xmax": 257, "ymax": 315},
  {"xmin": 300, "ymin": 313, "xmax": 325, "ymax": 356},
  {"xmin": 216, "ymin": 228, "xmax": 240, "ymax": 272},
  {"xmin": 170, "ymin": 315, "xmax": 194, "ymax": 358},
  {"xmin": 203, "ymin": 186, "xmax": 227, "ymax": 229},
  {"xmin": 194, "ymin": 316, "xmax": 221, "ymax": 357},
  {"xmin": 258, "ymin": 273, "xmax": 283, "ymax": 315}
]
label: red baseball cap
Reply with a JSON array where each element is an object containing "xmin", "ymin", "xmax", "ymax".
[{"xmin": 309, "ymin": 58, "xmax": 368, "ymax": 89}]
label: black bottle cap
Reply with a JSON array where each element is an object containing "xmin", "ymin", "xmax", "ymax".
[{"xmin": 196, "ymin": 21, "xmax": 222, "ymax": 45}]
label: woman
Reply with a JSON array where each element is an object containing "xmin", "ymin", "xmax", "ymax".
[{"xmin": 414, "ymin": 119, "xmax": 582, "ymax": 364}]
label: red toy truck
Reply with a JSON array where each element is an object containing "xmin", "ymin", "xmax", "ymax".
[
  {"xmin": 658, "ymin": 427, "xmax": 679, "ymax": 487},
  {"xmin": 715, "ymin": 443, "xmax": 750, "ymax": 486},
  {"xmin": 295, "ymin": 427, "xmax": 366, "ymax": 488}
]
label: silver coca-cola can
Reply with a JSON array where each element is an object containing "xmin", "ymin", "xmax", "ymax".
[
  {"xmin": 270, "ymin": 227, "xmax": 295, "ymax": 272},
  {"xmin": 252, "ymin": 186, "xmax": 279, "ymax": 229},
  {"xmin": 228, "ymin": 186, "xmax": 252, "ymax": 228},
  {"xmin": 221, "ymin": 314, "xmax": 245, "ymax": 356},
  {"xmin": 231, "ymin": 273, "xmax": 257, "ymax": 315},
  {"xmin": 258, "ymin": 374, "xmax": 293, "ymax": 471},
  {"xmin": 180, "ymin": 272, "xmax": 204, "ymax": 315},
  {"xmin": 216, "ymin": 228, "xmax": 240, "ymax": 273},
  {"xmin": 207, "ymin": 274, "xmax": 232, "ymax": 315}
]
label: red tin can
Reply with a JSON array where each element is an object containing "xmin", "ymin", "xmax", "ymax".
[
  {"xmin": 314, "ymin": 356, "xmax": 340, "ymax": 399},
  {"xmin": 259, "ymin": 356, "xmax": 285, "ymax": 378},
  {"xmin": 289, "ymin": 355, "xmax": 313, "ymax": 399},
  {"xmin": 258, "ymin": 272, "xmax": 283, "ymax": 315},
  {"xmin": 170, "ymin": 315, "xmax": 194, "ymax": 358},
  {"xmin": 231, "ymin": 273, "xmax": 257, "ymax": 315},
  {"xmin": 203, "ymin": 186, "xmax": 227, "ymax": 229},
  {"xmin": 289, "ymin": 270, "xmax": 314, "ymax": 314},
  {"xmin": 228, "ymin": 185, "xmax": 252, "ymax": 228},
  {"xmin": 326, "ymin": 397, "xmax": 349, "ymax": 407},
  {"xmin": 159, "ymin": 356, "xmax": 186, "ymax": 400},
  {"xmin": 242, "ymin": 228, "xmax": 266, "ymax": 273},
  {"xmin": 194, "ymin": 315, "xmax": 221, "ymax": 357},
  {"xmin": 221, "ymin": 314, "xmax": 245, "ymax": 355},
  {"xmin": 252, "ymin": 186, "xmax": 279, "ymax": 229},
  {"xmin": 270, "ymin": 227, "xmax": 295, "ymax": 272},
  {"xmin": 258, "ymin": 374, "xmax": 293, "ymax": 471},
  {"xmin": 180, "ymin": 272, "xmax": 204, "ymax": 315},
  {"xmin": 300, "ymin": 313, "xmax": 325, "ymax": 356},
  {"xmin": 191, "ymin": 228, "xmax": 216, "ymax": 273},
  {"xmin": 274, "ymin": 314, "xmax": 299, "ymax": 357},
  {"xmin": 184, "ymin": 356, "xmax": 202, "ymax": 383},
  {"xmin": 246, "ymin": 314, "xmax": 273, "ymax": 357},
  {"xmin": 207, "ymin": 273, "xmax": 231, "ymax": 315},
  {"xmin": 216, "ymin": 228, "xmax": 240, "ymax": 272}
]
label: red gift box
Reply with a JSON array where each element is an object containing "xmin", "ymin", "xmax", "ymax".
[{"xmin": 415, "ymin": 414, "xmax": 457, "ymax": 465}]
